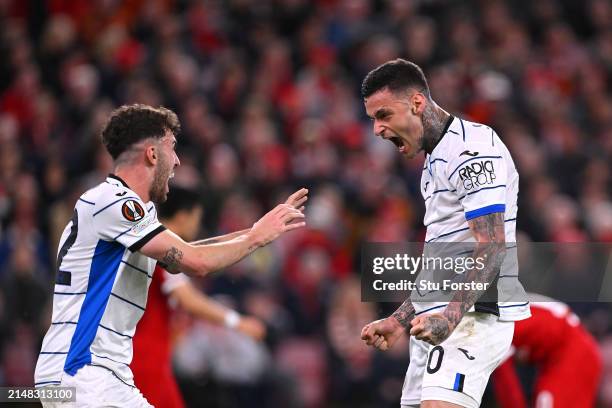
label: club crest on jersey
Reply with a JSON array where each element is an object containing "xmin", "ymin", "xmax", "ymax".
[
  {"xmin": 122, "ymin": 200, "xmax": 145, "ymax": 222},
  {"xmin": 458, "ymin": 160, "xmax": 496, "ymax": 190}
]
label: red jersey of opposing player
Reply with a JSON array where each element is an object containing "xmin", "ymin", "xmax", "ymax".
[
  {"xmin": 493, "ymin": 297, "xmax": 601, "ymax": 408},
  {"xmin": 131, "ymin": 264, "xmax": 188, "ymax": 408}
]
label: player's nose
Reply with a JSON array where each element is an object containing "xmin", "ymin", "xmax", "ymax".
[{"xmin": 373, "ymin": 121, "xmax": 385, "ymax": 138}]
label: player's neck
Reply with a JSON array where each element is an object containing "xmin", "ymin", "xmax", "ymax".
[
  {"xmin": 113, "ymin": 166, "xmax": 152, "ymax": 203},
  {"xmin": 422, "ymin": 103, "xmax": 452, "ymax": 155}
]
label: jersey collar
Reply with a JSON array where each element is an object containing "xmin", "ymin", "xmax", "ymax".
[{"xmin": 107, "ymin": 173, "xmax": 130, "ymax": 188}]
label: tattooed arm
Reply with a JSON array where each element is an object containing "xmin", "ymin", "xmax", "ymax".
[
  {"xmin": 142, "ymin": 228, "xmax": 260, "ymax": 275},
  {"xmin": 410, "ymin": 212, "xmax": 506, "ymax": 345},
  {"xmin": 444, "ymin": 212, "xmax": 506, "ymax": 325},
  {"xmin": 392, "ymin": 298, "xmax": 416, "ymax": 330},
  {"xmin": 139, "ymin": 203, "xmax": 305, "ymax": 276}
]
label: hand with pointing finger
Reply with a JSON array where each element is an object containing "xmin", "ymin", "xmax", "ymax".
[
  {"xmin": 249, "ymin": 188, "xmax": 309, "ymax": 247},
  {"xmin": 250, "ymin": 203, "xmax": 305, "ymax": 247},
  {"xmin": 284, "ymin": 188, "xmax": 308, "ymax": 212}
]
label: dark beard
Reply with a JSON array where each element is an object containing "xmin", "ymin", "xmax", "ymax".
[{"xmin": 150, "ymin": 156, "xmax": 169, "ymax": 204}]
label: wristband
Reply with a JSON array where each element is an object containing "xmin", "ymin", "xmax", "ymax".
[{"xmin": 223, "ymin": 310, "xmax": 241, "ymax": 329}]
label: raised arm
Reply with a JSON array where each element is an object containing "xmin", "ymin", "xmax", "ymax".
[
  {"xmin": 409, "ymin": 212, "xmax": 506, "ymax": 345},
  {"xmin": 139, "ymin": 203, "xmax": 305, "ymax": 277}
]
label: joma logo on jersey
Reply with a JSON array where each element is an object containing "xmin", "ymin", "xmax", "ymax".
[{"xmin": 458, "ymin": 160, "xmax": 496, "ymax": 190}]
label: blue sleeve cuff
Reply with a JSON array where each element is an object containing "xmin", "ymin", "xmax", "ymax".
[{"xmin": 465, "ymin": 204, "xmax": 506, "ymax": 220}]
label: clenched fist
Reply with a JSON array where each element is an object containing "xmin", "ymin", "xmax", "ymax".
[
  {"xmin": 409, "ymin": 313, "xmax": 455, "ymax": 345},
  {"xmin": 361, "ymin": 316, "xmax": 406, "ymax": 351}
]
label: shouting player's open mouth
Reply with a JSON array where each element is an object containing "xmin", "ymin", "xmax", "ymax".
[{"xmin": 386, "ymin": 135, "xmax": 409, "ymax": 154}]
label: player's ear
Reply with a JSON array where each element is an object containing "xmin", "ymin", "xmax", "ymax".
[
  {"xmin": 411, "ymin": 93, "xmax": 426, "ymax": 115},
  {"xmin": 145, "ymin": 144, "xmax": 157, "ymax": 166}
]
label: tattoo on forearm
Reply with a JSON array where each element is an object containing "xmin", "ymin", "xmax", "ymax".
[
  {"xmin": 392, "ymin": 299, "xmax": 416, "ymax": 329},
  {"xmin": 443, "ymin": 212, "xmax": 506, "ymax": 328},
  {"xmin": 162, "ymin": 246, "xmax": 184, "ymax": 273}
]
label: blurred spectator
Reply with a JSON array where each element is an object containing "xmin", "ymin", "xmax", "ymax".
[{"xmin": 326, "ymin": 278, "xmax": 376, "ymax": 404}]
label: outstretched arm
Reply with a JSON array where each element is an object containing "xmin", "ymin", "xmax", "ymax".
[
  {"xmin": 191, "ymin": 229, "xmax": 251, "ymax": 246},
  {"xmin": 410, "ymin": 212, "xmax": 506, "ymax": 345},
  {"xmin": 140, "ymin": 202, "xmax": 305, "ymax": 277}
]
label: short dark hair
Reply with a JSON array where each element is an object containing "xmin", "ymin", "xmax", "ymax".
[
  {"xmin": 361, "ymin": 59, "xmax": 430, "ymax": 99},
  {"xmin": 101, "ymin": 104, "xmax": 181, "ymax": 159},
  {"xmin": 157, "ymin": 186, "xmax": 202, "ymax": 220}
]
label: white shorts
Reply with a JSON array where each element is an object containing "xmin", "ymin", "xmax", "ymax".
[
  {"xmin": 401, "ymin": 312, "xmax": 514, "ymax": 408},
  {"xmin": 38, "ymin": 365, "xmax": 152, "ymax": 408}
]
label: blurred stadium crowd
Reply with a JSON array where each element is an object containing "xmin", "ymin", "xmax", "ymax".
[{"xmin": 1, "ymin": 0, "xmax": 612, "ymax": 406}]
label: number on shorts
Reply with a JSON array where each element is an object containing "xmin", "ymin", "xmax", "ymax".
[{"xmin": 426, "ymin": 345, "xmax": 444, "ymax": 374}]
